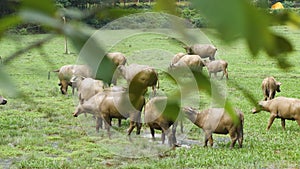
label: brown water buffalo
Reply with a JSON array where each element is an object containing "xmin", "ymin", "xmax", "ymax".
[
  {"xmin": 252, "ymin": 96, "xmax": 300, "ymax": 130},
  {"xmin": 71, "ymin": 77, "xmax": 106, "ymax": 104},
  {"xmin": 170, "ymin": 52, "xmax": 186, "ymax": 66},
  {"xmin": 106, "ymin": 52, "xmax": 127, "ymax": 85},
  {"xmin": 183, "ymin": 107, "xmax": 244, "ymax": 149},
  {"xmin": 169, "ymin": 54, "xmax": 204, "ymax": 72},
  {"xmin": 53, "ymin": 64, "xmax": 92, "ymax": 95},
  {"xmin": 203, "ymin": 59, "xmax": 228, "ymax": 79},
  {"xmin": 106, "ymin": 52, "xmax": 127, "ymax": 66},
  {"xmin": 118, "ymin": 64, "xmax": 159, "ymax": 95},
  {"xmin": 144, "ymin": 96, "xmax": 179, "ymax": 147},
  {"xmin": 184, "ymin": 44, "xmax": 217, "ymax": 61},
  {"xmin": 73, "ymin": 92, "xmax": 107, "ymax": 131},
  {"xmin": 73, "ymin": 86, "xmax": 145, "ymax": 138},
  {"xmin": 261, "ymin": 76, "xmax": 281, "ymax": 101}
]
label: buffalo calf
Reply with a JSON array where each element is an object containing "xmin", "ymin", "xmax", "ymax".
[{"xmin": 261, "ymin": 76, "xmax": 281, "ymax": 101}]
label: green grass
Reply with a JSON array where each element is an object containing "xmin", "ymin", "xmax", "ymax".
[{"xmin": 0, "ymin": 26, "xmax": 300, "ymax": 168}]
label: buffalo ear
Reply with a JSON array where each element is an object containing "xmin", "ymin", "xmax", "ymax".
[
  {"xmin": 183, "ymin": 46, "xmax": 190, "ymax": 53},
  {"xmin": 276, "ymin": 82, "xmax": 282, "ymax": 86}
]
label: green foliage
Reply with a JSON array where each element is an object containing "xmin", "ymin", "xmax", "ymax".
[
  {"xmin": 180, "ymin": 7, "xmax": 208, "ymax": 28},
  {"xmin": 282, "ymin": 0, "xmax": 296, "ymax": 8}
]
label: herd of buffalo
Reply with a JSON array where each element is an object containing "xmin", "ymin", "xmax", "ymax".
[{"xmin": 2, "ymin": 44, "xmax": 300, "ymax": 149}]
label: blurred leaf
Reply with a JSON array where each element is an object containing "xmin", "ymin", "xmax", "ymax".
[
  {"xmin": 191, "ymin": 0, "xmax": 294, "ymax": 62},
  {"xmin": 19, "ymin": 8, "xmax": 92, "ymax": 52},
  {"xmin": 4, "ymin": 35, "xmax": 54, "ymax": 64},
  {"xmin": 96, "ymin": 8, "xmax": 141, "ymax": 20},
  {"xmin": 271, "ymin": 11, "xmax": 300, "ymax": 29},
  {"xmin": 193, "ymin": 71, "xmax": 212, "ymax": 94},
  {"xmin": 59, "ymin": 8, "xmax": 87, "ymax": 20},
  {"xmin": 0, "ymin": 15, "xmax": 21, "ymax": 37},
  {"xmin": 0, "ymin": 66, "xmax": 18, "ymax": 96},
  {"xmin": 154, "ymin": 0, "xmax": 177, "ymax": 15},
  {"xmin": 162, "ymin": 94, "xmax": 181, "ymax": 121},
  {"xmin": 19, "ymin": 10, "xmax": 61, "ymax": 29},
  {"xmin": 96, "ymin": 56, "xmax": 115, "ymax": 85},
  {"xmin": 224, "ymin": 100, "xmax": 239, "ymax": 124},
  {"xmin": 21, "ymin": 0, "xmax": 56, "ymax": 16},
  {"xmin": 231, "ymin": 81, "xmax": 257, "ymax": 106}
]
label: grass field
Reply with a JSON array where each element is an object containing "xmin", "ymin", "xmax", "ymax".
[{"xmin": 0, "ymin": 26, "xmax": 300, "ymax": 168}]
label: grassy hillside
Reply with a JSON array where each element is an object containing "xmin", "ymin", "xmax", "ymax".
[{"xmin": 0, "ymin": 26, "xmax": 300, "ymax": 168}]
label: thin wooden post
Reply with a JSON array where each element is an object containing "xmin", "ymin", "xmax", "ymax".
[{"xmin": 62, "ymin": 16, "xmax": 70, "ymax": 54}]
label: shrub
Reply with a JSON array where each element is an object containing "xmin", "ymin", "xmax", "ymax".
[
  {"xmin": 282, "ymin": 1, "xmax": 296, "ymax": 8},
  {"xmin": 180, "ymin": 7, "xmax": 208, "ymax": 28}
]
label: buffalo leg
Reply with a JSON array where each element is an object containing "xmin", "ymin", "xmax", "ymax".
[
  {"xmin": 224, "ymin": 69, "xmax": 228, "ymax": 79},
  {"xmin": 150, "ymin": 127, "xmax": 155, "ymax": 141},
  {"xmin": 102, "ymin": 115, "xmax": 112, "ymax": 138},
  {"xmin": 136, "ymin": 112, "xmax": 142, "ymax": 135},
  {"xmin": 161, "ymin": 131, "xmax": 165, "ymax": 144},
  {"xmin": 171, "ymin": 122, "xmax": 178, "ymax": 144},
  {"xmin": 264, "ymin": 90, "xmax": 269, "ymax": 101},
  {"xmin": 270, "ymin": 91, "xmax": 276, "ymax": 100},
  {"xmin": 96, "ymin": 117, "xmax": 103, "ymax": 132},
  {"xmin": 296, "ymin": 119, "xmax": 300, "ymax": 126},
  {"xmin": 229, "ymin": 130, "xmax": 238, "ymax": 149},
  {"xmin": 118, "ymin": 119, "xmax": 122, "ymax": 127},
  {"xmin": 162, "ymin": 127, "xmax": 173, "ymax": 147},
  {"xmin": 267, "ymin": 114, "xmax": 276, "ymax": 130},
  {"xmin": 208, "ymin": 135, "xmax": 213, "ymax": 147},
  {"xmin": 281, "ymin": 118, "xmax": 286, "ymax": 130},
  {"xmin": 204, "ymin": 132, "xmax": 212, "ymax": 147},
  {"xmin": 60, "ymin": 81, "xmax": 68, "ymax": 95},
  {"xmin": 237, "ymin": 125, "xmax": 243, "ymax": 148},
  {"xmin": 127, "ymin": 121, "xmax": 136, "ymax": 136}
]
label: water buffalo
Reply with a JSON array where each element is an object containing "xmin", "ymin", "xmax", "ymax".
[
  {"xmin": 106, "ymin": 52, "xmax": 127, "ymax": 85},
  {"xmin": 144, "ymin": 96, "xmax": 179, "ymax": 147},
  {"xmin": 184, "ymin": 44, "xmax": 217, "ymax": 61},
  {"xmin": 183, "ymin": 107, "xmax": 244, "ymax": 149},
  {"xmin": 169, "ymin": 54, "xmax": 204, "ymax": 72},
  {"xmin": 203, "ymin": 59, "xmax": 228, "ymax": 79},
  {"xmin": 261, "ymin": 76, "xmax": 281, "ymax": 101},
  {"xmin": 252, "ymin": 96, "xmax": 300, "ymax": 130},
  {"xmin": 170, "ymin": 52, "xmax": 186, "ymax": 66},
  {"xmin": 52, "ymin": 64, "xmax": 92, "ymax": 95},
  {"xmin": 118, "ymin": 64, "xmax": 159, "ymax": 96},
  {"xmin": 71, "ymin": 76, "xmax": 106, "ymax": 104},
  {"xmin": 73, "ymin": 83, "xmax": 146, "ymax": 138}
]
